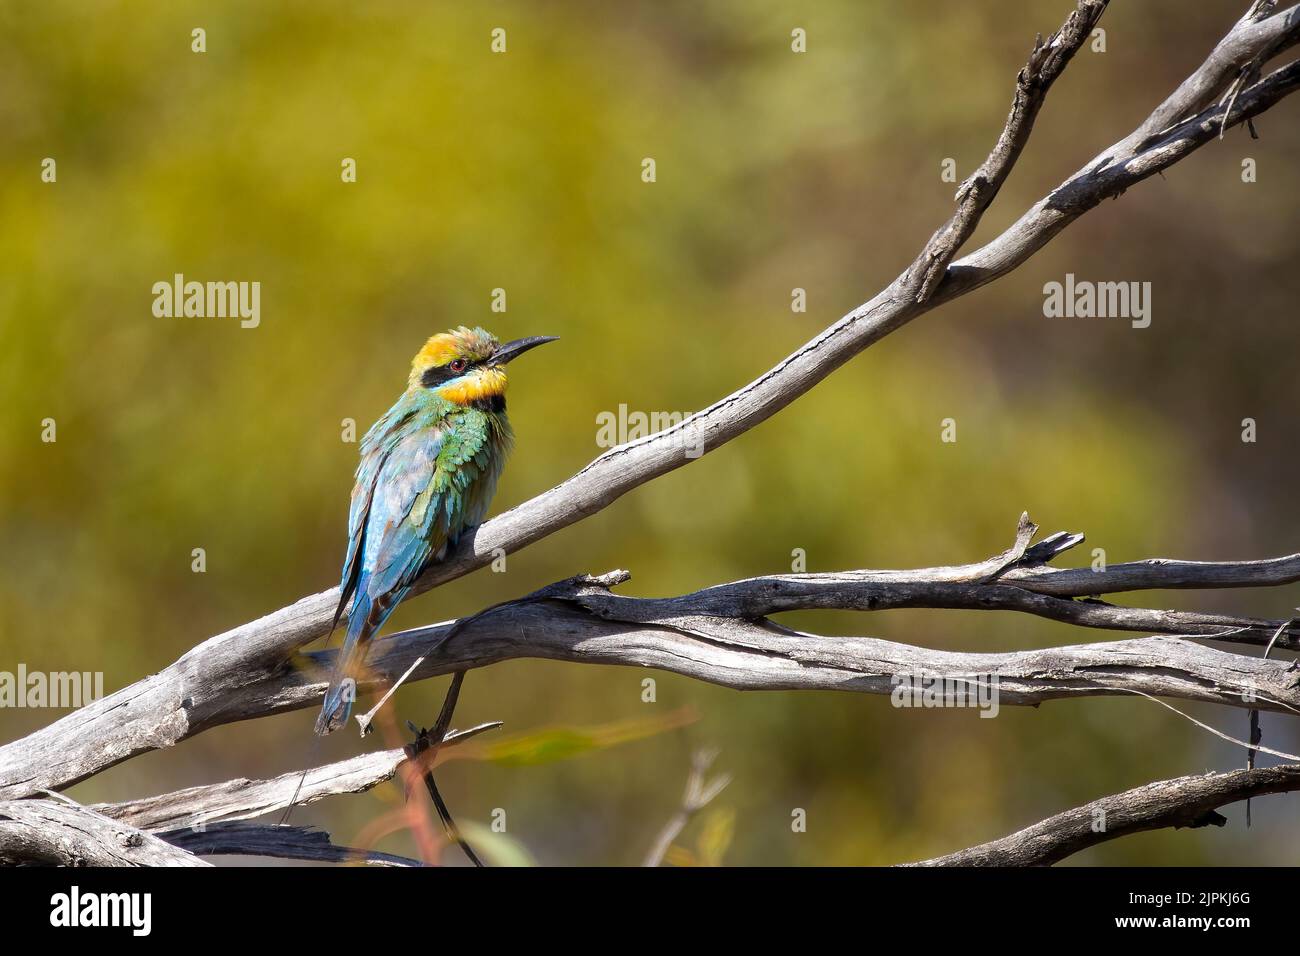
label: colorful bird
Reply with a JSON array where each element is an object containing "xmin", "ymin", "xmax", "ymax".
[{"xmin": 314, "ymin": 326, "xmax": 557, "ymax": 735}]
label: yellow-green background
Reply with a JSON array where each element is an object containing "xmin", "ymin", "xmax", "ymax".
[{"xmin": 1, "ymin": 0, "xmax": 1297, "ymax": 865}]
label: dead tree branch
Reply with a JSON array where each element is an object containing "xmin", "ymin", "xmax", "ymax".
[
  {"xmin": 90, "ymin": 721, "xmax": 500, "ymax": 832},
  {"xmin": 905, "ymin": 0, "xmax": 1108, "ymax": 301},
  {"xmin": 909, "ymin": 763, "xmax": 1300, "ymax": 866},
  {"xmin": 161, "ymin": 822, "xmax": 421, "ymax": 866},
  {"xmin": 2, "ymin": 517, "xmax": 1299, "ymax": 800},
  {"xmin": 12, "ymin": 728, "xmax": 501, "ymax": 867},
  {"xmin": 0, "ymin": 798, "xmax": 209, "ymax": 867}
]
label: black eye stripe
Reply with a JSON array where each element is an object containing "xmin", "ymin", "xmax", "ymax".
[{"xmin": 420, "ymin": 359, "xmax": 479, "ymax": 387}]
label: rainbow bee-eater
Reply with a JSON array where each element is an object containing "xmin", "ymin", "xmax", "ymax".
[{"xmin": 315, "ymin": 326, "xmax": 557, "ymax": 735}]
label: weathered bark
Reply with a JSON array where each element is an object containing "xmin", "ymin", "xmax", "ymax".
[{"xmin": 910, "ymin": 764, "xmax": 1300, "ymax": 866}]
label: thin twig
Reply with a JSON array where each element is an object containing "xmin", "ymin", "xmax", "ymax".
[
  {"xmin": 405, "ymin": 672, "xmax": 484, "ymax": 867},
  {"xmin": 642, "ymin": 749, "xmax": 732, "ymax": 867},
  {"xmin": 1246, "ymin": 616, "xmax": 1295, "ymax": 824}
]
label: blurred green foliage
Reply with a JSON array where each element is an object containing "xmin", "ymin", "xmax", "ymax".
[
  {"xmin": 461, "ymin": 708, "xmax": 697, "ymax": 768},
  {"xmin": 1, "ymin": 0, "xmax": 1298, "ymax": 865}
]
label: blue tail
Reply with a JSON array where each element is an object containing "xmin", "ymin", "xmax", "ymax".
[{"xmin": 315, "ymin": 587, "xmax": 404, "ymax": 735}]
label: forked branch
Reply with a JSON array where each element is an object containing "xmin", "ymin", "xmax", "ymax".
[{"xmin": 3, "ymin": 515, "xmax": 1298, "ymax": 802}]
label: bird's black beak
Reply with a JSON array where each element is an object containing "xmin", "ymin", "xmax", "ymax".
[{"xmin": 492, "ymin": 335, "xmax": 559, "ymax": 365}]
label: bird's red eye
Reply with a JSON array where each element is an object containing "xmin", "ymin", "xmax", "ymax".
[{"xmin": 449, "ymin": 359, "xmax": 467, "ymax": 373}]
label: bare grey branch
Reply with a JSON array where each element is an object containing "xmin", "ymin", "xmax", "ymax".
[{"xmin": 909, "ymin": 763, "xmax": 1300, "ymax": 866}]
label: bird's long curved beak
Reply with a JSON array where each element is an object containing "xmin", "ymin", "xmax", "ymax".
[{"xmin": 493, "ymin": 335, "xmax": 559, "ymax": 365}]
